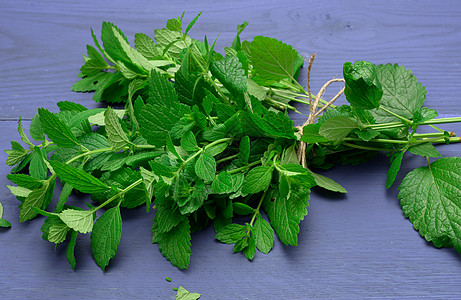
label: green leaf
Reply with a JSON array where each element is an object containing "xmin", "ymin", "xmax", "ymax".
[
  {"xmin": 18, "ymin": 118, "xmax": 33, "ymax": 146},
  {"xmin": 155, "ymin": 205, "xmax": 184, "ymax": 233},
  {"xmin": 372, "ymin": 64, "xmax": 427, "ymax": 123},
  {"xmin": 210, "ymin": 56, "xmax": 247, "ymax": 96},
  {"xmin": 104, "ymin": 107, "xmax": 131, "ymax": 151},
  {"xmin": 238, "ymin": 136, "xmax": 250, "ymax": 164},
  {"xmin": 135, "ymin": 33, "xmax": 162, "ymax": 60},
  {"xmin": 57, "ymin": 101, "xmax": 88, "ymax": 112},
  {"xmin": 30, "ymin": 150, "xmax": 47, "ymax": 180},
  {"xmin": 138, "ymin": 103, "xmax": 190, "ymax": 147},
  {"xmin": 242, "ymin": 236, "xmax": 256, "ymax": 260},
  {"xmin": 232, "ymin": 202, "xmax": 255, "ymax": 215},
  {"xmin": 195, "ymin": 152, "xmax": 216, "ymax": 182},
  {"xmin": 386, "ymin": 151, "xmax": 405, "ymax": 189},
  {"xmin": 215, "ymin": 224, "xmax": 247, "ymax": 244},
  {"xmin": 355, "ymin": 128, "xmax": 380, "ymax": 141},
  {"xmin": 29, "ymin": 115, "xmax": 44, "ymax": 141},
  {"xmin": 87, "ymin": 108, "xmax": 125, "ymax": 126},
  {"xmin": 71, "ymin": 72, "xmax": 112, "ymax": 93},
  {"xmin": 49, "ymin": 161, "xmax": 110, "ymax": 194},
  {"xmin": 147, "ymin": 69, "xmax": 178, "ymax": 107},
  {"xmin": 180, "ymin": 131, "xmax": 199, "ymax": 152},
  {"xmin": 185, "ymin": 11, "xmax": 202, "ymax": 34},
  {"xmin": 301, "ymin": 123, "xmax": 330, "ymax": 143},
  {"xmin": 5, "ymin": 141, "xmax": 28, "ymax": 166},
  {"xmin": 212, "ymin": 171, "xmax": 233, "ymax": 194},
  {"xmin": 253, "ymin": 214, "xmax": 274, "ymax": 254},
  {"xmin": 250, "ymin": 36, "xmax": 299, "ymax": 82},
  {"xmin": 408, "ymin": 143, "xmax": 442, "ymax": 158},
  {"xmin": 67, "ymin": 230, "xmax": 78, "ymax": 270},
  {"xmin": 242, "ymin": 166, "xmax": 273, "ymax": 194},
  {"xmin": 309, "ymin": 172, "xmax": 347, "ymax": 193},
  {"xmin": 19, "ymin": 183, "xmax": 50, "ymax": 222},
  {"xmin": 0, "ymin": 219, "xmax": 12, "ymax": 228},
  {"xmin": 38, "ymin": 108, "xmax": 79, "ymax": 147},
  {"xmin": 176, "ymin": 286, "xmax": 201, "ymax": 300},
  {"xmin": 7, "ymin": 174, "xmax": 42, "ymax": 190},
  {"xmin": 90, "ymin": 206, "xmax": 122, "ymax": 271},
  {"xmin": 59, "ymin": 209, "xmax": 94, "ymax": 234},
  {"xmin": 264, "ymin": 186, "xmax": 310, "ymax": 246},
  {"xmin": 48, "ymin": 223, "xmax": 70, "ymax": 244},
  {"xmin": 398, "ymin": 157, "xmax": 461, "ymax": 254},
  {"xmin": 155, "ymin": 28, "xmax": 191, "ymax": 59},
  {"xmin": 343, "ymin": 61, "xmax": 383, "ymax": 109},
  {"xmin": 157, "ymin": 219, "xmax": 192, "ymax": 270},
  {"xmin": 412, "ymin": 107, "xmax": 438, "ymax": 125},
  {"xmin": 7, "ymin": 185, "xmax": 32, "ymax": 198},
  {"xmin": 319, "ymin": 116, "xmax": 359, "ymax": 141}
]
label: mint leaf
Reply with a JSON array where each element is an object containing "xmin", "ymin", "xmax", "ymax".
[
  {"xmin": 7, "ymin": 185, "xmax": 32, "ymax": 198},
  {"xmin": 301, "ymin": 124, "xmax": 330, "ymax": 143},
  {"xmin": 67, "ymin": 230, "xmax": 78, "ymax": 270},
  {"xmin": 138, "ymin": 103, "xmax": 190, "ymax": 147},
  {"xmin": 238, "ymin": 136, "xmax": 250, "ymax": 164},
  {"xmin": 386, "ymin": 151, "xmax": 405, "ymax": 188},
  {"xmin": 250, "ymin": 36, "xmax": 299, "ymax": 82},
  {"xmin": 157, "ymin": 219, "xmax": 192, "ymax": 270},
  {"xmin": 19, "ymin": 183, "xmax": 50, "ymax": 222},
  {"xmin": 253, "ymin": 214, "xmax": 274, "ymax": 254},
  {"xmin": 215, "ymin": 224, "xmax": 247, "ymax": 244},
  {"xmin": 264, "ymin": 186, "xmax": 310, "ymax": 246},
  {"xmin": 48, "ymin": 223, "xmax": 70, "ymax": 244},
  {"xmin": 372, "ymin": 64, "xmax": 427, "ymax": 123},
  {"xmin": 180, "ymin": 131, "xmax": 199, "ymax": 152},
  {"xmin": 90, "ymin": 206, "xmax": 122, "ymax": 271},
  {"xmin": 210, "ymin": 56, "xmax": 247, "ymax": 96},
  {"xmin": 408, "ymin": 143, "xmax": 442, "ymax": 158},
  {"xmin": 154, "ymin": 28, "xmax": 191, "ymax": 59},
  {"xmin": 135, "ymin": 33, "xmax": 161, "ymax": 60},
  {"xmin": 232, "ymin": 202, "xmax": 255, "ymax": 215},
  {"xmin": 49, "ymin": 161, "xmax": 110, "ymax": 194},
  {"xmin": 38, "ymin": 108, "xmax": 80, "ymax": 147},
  {"xmin": 59, "ymin": 209, "xmax": 94, "ymax": 234},
  {"xmin": 343, "ymin": 61, "xmax": 383, "ymax": 109},
  {"xmin": 319, "ymin": 116, "xmax": 359, "ymax": 141},
  {"xmin": 29, "ymin": 149, "xmax": 47, "ymax": 180},
  {"xmin": 398, "ymin": 157, "xmax": 461, "ymax": 254},
  {"xmin": 104, "ymin": 107, "xmax": 131, "ymax": 151},
  {"xmin": 29, "ymin": 114, "xmax": 45, "ymax": 141},
  {"xmin": 195, "ymin": 152, "xmax": 216, "ymax": 182},
  {"xmin": 212, "ymin": 171, "xmax": 233, "ymax": 194},
  {"xmin": 147, "ymin": 69, "xmax": 178, "ymax": 107},
  {"xmin": 176, "ymin": 286, "xmax": 201, "ymax": 300},
  {"xmin": 156, "ymin": 205, "xmax": 184, "ymax": 233},
  {"xmin": 309, "ymin": 172, "xmax": 347, "ymax": 193},
  {"xmin": 242, "ymin": 166, "xmax": 273, "ymax": 195},
  {"xmin": 7, "ymin": 174, "xmax": 42, "ymax": 190}
]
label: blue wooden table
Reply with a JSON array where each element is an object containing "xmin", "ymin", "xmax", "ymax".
[{"xmin": 1, "ymin": 1, "xmax": 461, "ymax": 299}]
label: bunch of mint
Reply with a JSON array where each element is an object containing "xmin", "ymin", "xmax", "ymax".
[{"xmin": 4, "ymin": 12, "xmax": 461, "ymax": 271}]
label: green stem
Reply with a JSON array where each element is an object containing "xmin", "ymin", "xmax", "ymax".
[
  {"xmin": 379, "ymin": 106, "xmax": 412, "ymax": 125},
  {"xmin": 249, "ymin": 187, "xmax": 269, "ymax": 227},
  {"xmin": 421, "ymin": 117, "xmax": 461, "ymax": 125},
  {"xmin": 216, "ymin": 154, "xmax": 239, "ymax": 164},
  {"xmin": 93, "ymin": 178, "xmax": 143, "ymax": 212},
  {"xmin": 228, "ymin": 160, "xmax": 261, "ymax": 174},
  {"xmin": 343, "ymin": 142, "xmax": 394, "ymax": 152},
  {"xmin": 65, "ymin": 147, "xmax": 114, "ymax": 165},
  {"xmin": 344, "ymin": 138, "xmax": 408, "ymax": 145},
  {"xmin": 412, "ymin": 132, "xmax": 447, "ymax": 138}
]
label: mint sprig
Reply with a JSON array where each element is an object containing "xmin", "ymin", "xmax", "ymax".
[{"xmin": 4, "ymin": 13, "xmax": 461, "ymax": 272}]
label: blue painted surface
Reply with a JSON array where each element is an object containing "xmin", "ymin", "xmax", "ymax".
[{"xmin": 1, "ymin": 1, "xmax": 461, "ymax": 299}]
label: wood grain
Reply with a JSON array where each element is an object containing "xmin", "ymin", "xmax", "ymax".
[{"xmin": 1, "ymin": 1, "xmax": 461, "ymax": 299}]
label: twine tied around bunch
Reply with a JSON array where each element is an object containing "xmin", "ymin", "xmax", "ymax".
[{"xmin": 296, "ymin": 54, "xmax": 346, "ymax": 168}]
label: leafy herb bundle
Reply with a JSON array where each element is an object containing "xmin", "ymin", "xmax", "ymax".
[{"xmin": 4, "ymin": 13, "xmax": 461, "ymax": 271}]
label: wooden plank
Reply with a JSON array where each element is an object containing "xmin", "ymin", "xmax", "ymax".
[{"xmin": 1, "ymin": 1, "xmax": 461, "ymax": 299}]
